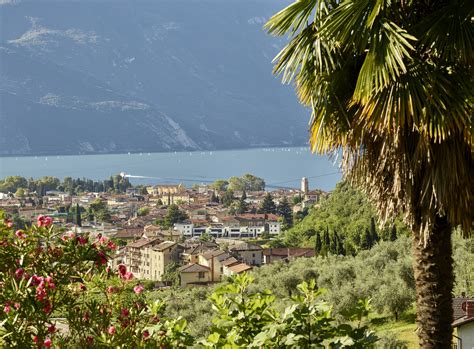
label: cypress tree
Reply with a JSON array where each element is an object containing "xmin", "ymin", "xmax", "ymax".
[
  {"xmin": 324, "ymin": 227, "xmax": 331, "ymax": 247},
  {"xmin": 330, "ymin": 231, "xmax": 338, "ymax": 254},
  {"xmin": 390, "ymin": 224, "xmax": 398, "ymax": 241},
  {"xmin": 75, "ymin": 203, "xmax": 82, "ymax": 227},
  {"xmin": 336, "ymin": 235, "xmax": 345, "ymax": 256},
  {"xmin": 362, "ymin": 228, "xmax": 373, "ymax": 250},
  {"xmin": 315, "ymin": 231, "xmax": 322, "ymax": 255},
  {"xmin": 370, "ymin": 217, "xmax": 379, "ymax": 243},
  {"xmin": 277, "ymin": 196, "xmax": 293, "ymax": 227}
]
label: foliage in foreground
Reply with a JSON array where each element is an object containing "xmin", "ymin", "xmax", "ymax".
[
  {"xmin": 0, "ymin": 214, "xmax": 377, "ymax": 348},
  {"xmin": 152, "ymin": 233, "xmax": 472, "ymax": 341}
]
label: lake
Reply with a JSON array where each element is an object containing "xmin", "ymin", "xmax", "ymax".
[{"xmin": 0, "ymin": 147, "xmax": 342, "ymax": 191}]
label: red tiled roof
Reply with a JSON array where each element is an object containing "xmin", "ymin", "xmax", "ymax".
[
  {"xmin": 127, "ymin": 237, "xmax": 162, "ymax": 249},
  {"xmin": 263, "ymin": 248, "xmax": 315, "ymax": 257},
  {"xmin": 227, "ymin": 263, "xmax": 252, "ymax": 273},
  {"xmin": 178, "ymin": 263, "xmax": 210, "ymax": 273}
]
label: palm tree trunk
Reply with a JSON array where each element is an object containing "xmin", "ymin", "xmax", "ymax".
[{"xmin": 412, "ymin": 215, "xmax": 453, "ymax": 348}]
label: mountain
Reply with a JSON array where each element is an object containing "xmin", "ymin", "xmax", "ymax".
[{"xmin": 0, "ymin": 0, "xmax": 309, "ymax": 156}]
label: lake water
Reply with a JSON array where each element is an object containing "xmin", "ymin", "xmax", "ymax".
[{"xmin": 0, "ymin": 147, "xmax": 342, "ymax": 191}]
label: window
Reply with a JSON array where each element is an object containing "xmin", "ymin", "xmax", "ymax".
[
  {"xmin": 198, "ymin": 272, "xmax": 205, "ymax": 279},
  {"xmin": 252, "ymin": 253, "xmax": 255, "ymax": 257}
]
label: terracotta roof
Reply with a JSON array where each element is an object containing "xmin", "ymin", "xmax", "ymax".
[
  {"xmin": 127, "ymin": 237, "xmax": 162, "ymax": 249},
  {"xmin": 221, "ymin": 257, "xmax": 239, "ymax": 267},
  {"xmin": 114, "ymin": 228, "xmax": 144, "ymax": 239},
  {"xmin": 191, "ymin": 219, "xmax": 208, "ymax": 225},
  {"xmin": 178, "ymin": 263, "xmax": 210, "ymax": 273},
  {"xmin": 263, "ymin": 248, "xmax": 315, "ymax": 257},
  {"xmin": 453, "ymin": 297, "xmax": 474, "ymax": 320},
  {"xmin": 154, "ymin": 241, "xmax": 178, "ymax": 251},
  {"xmin": 452, "ymin": 316, "xmax": 474, "ymax": 327},
  {"xmin": 201, "ymin": 250, "xmax": 226, "ymax": 260},
  {"xmin": 230, "ymin": 242, "xmax": 262, "ymax": 252},
  {"xmin": 227, "ymin": 263, "xmax": 252, "ymax": 273},
  {"xmin": 236, "ymin": 213, "xmax": 280, "ymax": 221}
]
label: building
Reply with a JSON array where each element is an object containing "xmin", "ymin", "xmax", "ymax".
[
  {"xmin": 452, "ymin": 299, "xmax": 474, "ymax": 349},
  {"xmin": 198, "ymin": 250, "xmax": 235, "ymax": 282},
  {"xmin": 124, "ymin": 238, "xmax": 162, "ymax": 279},
  {"xmin": 147, "ymin": 184, "xmax": 185, "ymax": 196},
  {"xmin": 301, "ymin": 177, "xmax": 309, "ymax": 193},
  {"xmin": 148, "ymin": 241, "xmax": 182, "ymax": 281},
  {"xmin": 178, "ymin": 263, "xmax": 211, "ymax": 286},
  {"xmin": 230, "ymin": 242, "xmax": 263, "ymax": 266},
  {"xmin": 263, "ymin": 248, "xmax": 315, "ymax": 264},
  {"xmin": 223, "ymin": 262, "xmax": 252, "ymax": 276}
]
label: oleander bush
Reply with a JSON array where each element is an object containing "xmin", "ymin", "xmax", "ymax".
[{"xmin": 0, "ymin": 213, "xmax": 378, "ymax": 348}]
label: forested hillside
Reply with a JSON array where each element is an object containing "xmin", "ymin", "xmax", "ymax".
[
  {"xmin": 150, "ymin": 234, "xmax": 473, "ymax": 347},
  {"xmin": 282, "ymin": 181, "xmax": 408, "ymax": 254}
]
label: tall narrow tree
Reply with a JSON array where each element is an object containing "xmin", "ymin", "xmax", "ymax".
[
  {"xmin": 75, "ymin": 203, "xmax": 82, "ymax": 227},
  {"xmin": 266, "ymin": 0, "xmax": 473, "ymax": 346},
  {"xmin": 315, "ymin": 231, "xmax": 322, "ymax": 255},
  {"xmin": 390, "ymin": 225, "xmax": 398, "ymax": 242},
  {"xmin": 370, "ymin": 217, "xmax": 379, "ymax": 244}
]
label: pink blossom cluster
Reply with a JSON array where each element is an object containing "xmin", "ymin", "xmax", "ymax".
[
  {"xmin": 37, "ymin": 215, "xmax": 53, "ymax": 227},
  {"xmin": 97, "ymin": 234, "xmax": 117, "ymax": 251},
  {"xmin": 15, "ymin": 230, "xmax": 27, "ymax": 239},
  {"xmin": 29, "ymin": 275, "xmax": 56, "ymax": 314},
  {"xmin": 33, "ymin": 335, "xmax": 52, "ymax": 348},
  {"xmin": 3, "ymin": 301, "xmax": 20, "ymax": 314},
  {"xmin": 118, "ymin": 264, "xmax": 133, "ymax": 281}
]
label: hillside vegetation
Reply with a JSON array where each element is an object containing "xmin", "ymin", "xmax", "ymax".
[{"xmin": 283, "ymin": 181, "xmax": 408, "ymax": 254}]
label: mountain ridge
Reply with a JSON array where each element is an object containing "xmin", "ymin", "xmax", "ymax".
[{"xmin": 0, "ymin": 0, "xmax": 309, "ymax": 156}]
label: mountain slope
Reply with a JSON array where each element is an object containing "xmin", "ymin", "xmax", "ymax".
[{"xmin": 0, "ymin": 0, "xmax": 308, "ymax": 155}]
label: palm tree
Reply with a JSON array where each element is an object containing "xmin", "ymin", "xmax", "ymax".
[{"xmin": 265, "ymin": 0, "xmax": 473, "ymax": 347}]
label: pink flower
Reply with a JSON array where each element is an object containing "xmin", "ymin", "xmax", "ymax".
[
  {"xmin": 47, "ymin": 324, "xmax": 56, "ymax": 333},
  {"xmin": 43, "ymin": 301, "xmax": 52, "ymax": 314},
  {"xmin": 37, "ymin": 215, "xmax": 53, "ymax": 227},
  {"xmin": 44, "ymin": 337, "xmax": 52, "ymax": 347},
  {"xmin": 106, "ymin": 286, "xmax": 116, "ymax": 294},
  {"xmin": 31, "ymin": 275, "xmax": 44, "ymax": 286},
  {"xmin": 45, "ymin": 276, "xmax": 55, "ymax": 289},
  {"xmin": 14, "ymin": 303, "xmax": 20, "ymax": 310},
  {"xmin": 99, "ymin": 236, "xmax": 108, "ymax": 245},
  {"xmin": 105, "ymin": 266, "xmax": 111, "ymax": 273},
  {"xmin": 133, "ymin": 285, "xmax": 144, "ymax": 295},
  {"xmin": 118, "ymin": 264, "xmax": 127, "ymax": 276},
  {"xmin": 86, "ymin": 336, "xmax": 94, "ymax": 345},
  {"xmin": 15, "ymin": 230, "xmax": 26, "ymax": 239},
  {"xmin": 80, "ymin": 283, "xmax": 87, "ymax": 291},
  {"xmin": 143, "ymin": 330, "xmax": 150, "ymax": 339},
  {"xmin": 4, "ymin": 305, "xmax": 11, "ymax": 314},
  {"xmin": 123, "ymin": 272, "xmax": 134, "ymax": 281},
  {"xmin": 97, "ymin": 251, "xmax": 107, "ymax": 265},
  {"xmin": 5, "ymin": 220, "xmax": 13, "ymax": 228},
  {"xmin": 108, "ymin": 241, "xmax": 117, "ymax": 250},
  {"xmin": 76, "ymin": 236, "xmax": 88, "ymax": 245},
  {"xmin": 121, "ymin": 308, "xmax": 130, "ymax": 317},
  {"xmin": 108, "ymin": 326, "xmax": 116, "ymax": 335},
  {"xmin": 33, "ymin": 336, "xmax": 39, "ymax": 344},
  {"xmin": 36, "ymin": 287, "xmax": 47, "ymax": 301},
  {"xmin": 15, "ymin": 268, "xmax": 24, "ymax": 279}
]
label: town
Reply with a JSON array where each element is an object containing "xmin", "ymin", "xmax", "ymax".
[{"xmin": 0, "ymin": 174, "xmax": 325, "ymax": 287}]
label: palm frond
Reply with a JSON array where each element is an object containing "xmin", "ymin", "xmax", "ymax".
[
  {"xmin": 416, "ymin": 0, "xmax": 474, "ymax": 65},
  {"xmin": 265, "ymin": 0, "xmax": 319, "ymax": 36},
  {"xmin": 353, "ymin": 21, "xmax": 416, "ymax": 104}
]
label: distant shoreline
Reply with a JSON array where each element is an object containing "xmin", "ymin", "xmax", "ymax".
[{"xmin": 0, "ymin": 143, "xmax": 310, "ymax": 159}]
